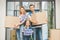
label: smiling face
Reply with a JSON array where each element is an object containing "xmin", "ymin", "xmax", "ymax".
[
  {"xmin": 26, "ymin": 20, "xmax": 30, "ymax": 27},
  {"xmin": 20, "ymin": 6, "xmax": 26, "ymax": 15},
  {"xmin": 20, "ymin": 8, "xmax": 25, "ymax": 13},
  {"xmin": 29, "ymin": 4, "xmax": 35, "ymax": 12}
]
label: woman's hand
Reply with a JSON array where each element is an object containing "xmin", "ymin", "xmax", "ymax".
[{"xmin": 14, "ymin": 24, "xmax": 18, "ymax": 28}]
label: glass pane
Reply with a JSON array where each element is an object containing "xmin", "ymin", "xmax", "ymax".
[
  {"xmin": 16, "ymin": 10, "xmax": 20, "ymax": 16},
  {"xmin": 22, "ymin": 2, "xmax": 29, "ymax": 9},
  {"xmin": 29, "ymin": 2, "xmax": 35, "ymax": 5},
  {"xmin": 22, "ymin": 2, "xmax": 40, "ymax": 10},
  {"xmin": 42, "ymin": 1, "xmax": 48, "ymax": 40},
  {"xmin": 14, "ymin": 2, "xmax": 20, "ymax": 10},
  {"xmin": 7, "ymin": 11, "xmax": 14, "ymax": 16},
  {"xmin": 14, "ymin": 2, "xmax": 20, "ymax": 16},
  {"xmin": 42, "ymin": 2, "xmax": 48, "ymax": 11},
  {"xmin": 35, "ymin": 2, "xmax": 40, "ymax": 9},
  {"xmin": 7, "ymin": 2, "xmax": 20, "ymax": 16},
  {"xmin": 7, "ymin": 2, "xmax": 14, "ymax": 10}
]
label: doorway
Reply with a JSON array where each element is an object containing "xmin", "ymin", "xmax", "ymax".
[{"xmin": 6, "ymin": 0, "xmax": 55, "ymax": 40}]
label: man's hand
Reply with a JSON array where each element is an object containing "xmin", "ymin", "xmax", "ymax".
[{"xmin": 29, "ymin": 17, "xmax": 37, "ymax": 24}]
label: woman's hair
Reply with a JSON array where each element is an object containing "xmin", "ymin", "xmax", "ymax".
[
  {"xmin": 24, "ymin": 20, "xmax": 30, "ymax": 26},
  {"xmin": 20, "ymin": 6, "xmax": 26, "ymax": 15}
]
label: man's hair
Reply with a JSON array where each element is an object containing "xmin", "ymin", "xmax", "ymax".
[{"xmin": 29, "ymin": 4, "xmax": 35, "ymax": 8}]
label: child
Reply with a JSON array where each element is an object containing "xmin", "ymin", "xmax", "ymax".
[{"xmin": 23, "ymin": 20, "xmax": 33, "ymax": 40}]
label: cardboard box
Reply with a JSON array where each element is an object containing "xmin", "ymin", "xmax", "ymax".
[
  {"xmin": 5, "ymin": 16, "xmax": 20, "ymax": 28},
  {"xmin": 10, "ymin": 30, "xmax": 17, "ymax": 40},
  {"xmin": 49, "ymin": 29, "xmax": 60, "ymax": 40},
  {"xmin": 31, "ymin": 12, "xmax": 47, "ymax": 25}
]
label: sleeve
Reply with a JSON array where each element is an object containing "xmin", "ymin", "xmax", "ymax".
[
  {"xmin": 19, "ymin": 16, "xmax": 22, "ymax": 22},
  {"xmin": 19, "ymin": 16, "xmax": 21, "ymax": 19},
  {"xmin": 19, "ymin": 16, "xmax": 25, "ymax": 24},
  {"xmin": 26, "ymin": 12, "xmax": 31, "ymax": 19}
]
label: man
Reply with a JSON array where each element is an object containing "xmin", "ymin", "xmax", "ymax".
[
  {"xmin": 28, "ymin": 4, "xmax": 42, "ymax": 40},
  {"xmin": 28, "ymin": 4, "xmax": 37, "ymax": 24}
]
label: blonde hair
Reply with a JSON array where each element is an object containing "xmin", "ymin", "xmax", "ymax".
[{"xmin": 20, "ymin": 6, "xmax": 26, "ymax": 15}]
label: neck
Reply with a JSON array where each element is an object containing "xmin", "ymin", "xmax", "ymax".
[{"xmin": 32, "ymin": 11, "xmax": 35, "ymax": 14}]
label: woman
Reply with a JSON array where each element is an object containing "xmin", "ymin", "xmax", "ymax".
[{"xmin": 16, "ymin": 6, "xmax": 28, "ymax": 40}]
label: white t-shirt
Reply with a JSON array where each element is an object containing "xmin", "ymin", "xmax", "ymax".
[
  {"xmin": 23, "ymin": 27, "xmax": 33, "ymax": 36},
  {"xmin": 19, "ymin": 13, "xmax": 31, "ymax": 24}
]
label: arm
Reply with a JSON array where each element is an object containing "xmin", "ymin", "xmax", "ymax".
[
  {"xmin": 29, "ymin": 18, "xmax": 37, "ymax": 24},
  {"xmin": 29, "ymin": 15, "xmax": 37, "ymax": 24},
  {"xmin": 27, "ymin": 12, "xmax": 37, "ymax": 24},
  {"xmin": 16, "ymin": 19, "xmax": 26, "ymax": 26},
  {"xmin": 15, "ymin": 16, "xmax": 26, "ymax": 27}
]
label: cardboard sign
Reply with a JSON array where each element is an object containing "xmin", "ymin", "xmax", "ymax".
[
  {"xmin": 31, "ymin": 12, "xmax": 47, "ymax": 25},
  {"xmin": 49, "ymin": 29, "xmax": 60, "ymax": 40},
  {"xmin": 5, "ymin": 16, "xmax": 20, "ymax": 28}
]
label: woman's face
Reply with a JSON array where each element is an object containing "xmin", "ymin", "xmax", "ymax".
[{"xmin": 20, "ymin": 8, "xmax": 25, "ymax": 13}]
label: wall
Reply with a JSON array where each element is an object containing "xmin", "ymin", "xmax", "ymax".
[
  {"xmin": 56, "ymin": 0, "xmax": 60, "ymax": 29},
  {"xmin": 0, "ymin": 0, "xmax": 6, "ymax": 40}
]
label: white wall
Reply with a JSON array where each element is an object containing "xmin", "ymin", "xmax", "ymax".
[
  {"xmin": 0, "ymin": 0, "xmax": 6, "ymax": 40},
  {"xmin": 56, "ymin": 0, "xmax": 60, "ymax": 29}
]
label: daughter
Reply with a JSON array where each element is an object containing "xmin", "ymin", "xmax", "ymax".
[{"xmin": 23, "ymin": 20, "xmax": 33, "ymax": 40}]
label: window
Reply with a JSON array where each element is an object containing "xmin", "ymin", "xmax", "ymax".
[
  {"xmin": 22, "ymin": 2, "xmax": 40, "ymax": 10},
  {"xmin": 7, "ymin": 2, "xmax": 20, "ymax": 16},
  {"xmin": 7, "ymin": 2, "xmax": 40, "ymax": 16}
]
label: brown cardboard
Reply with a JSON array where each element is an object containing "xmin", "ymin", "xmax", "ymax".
[
  {"xmin": 49, "ymin": 29, "xmax": 60, "ymax": 40},
  {"xmin": 31, "ymin": 12, "xmax": 47, "ymax": 25},
  {"xmin": 5, "ymin": 16, "xmax": 20, "ymax": 28},
  {"xmin": 10, "ymin": 30, "xmax": 17, "ymax": 40}
]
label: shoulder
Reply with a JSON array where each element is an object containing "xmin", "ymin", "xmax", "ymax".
[
  {"xmin": 26, "ymin": 12, "xmax": 29, "ymax": 15},
  {"xmin": 26, "ymin": 12, "xmax": 30, "ymax": 16},
  {"xmin": 26, "ymin": 12, "xmax": 31, "ymax": 18},
  {"xmin": 19, "ymin": 16, "xmax": 21, "ymax": 18},
  {"xmin": 27, "ymin": 12, "xmax": 32, "ymax": 16}
]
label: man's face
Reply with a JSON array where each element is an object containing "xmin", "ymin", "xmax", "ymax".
[{"xmin": 30, "ymin": 6, "xmax": 35, "ymax": 12}]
